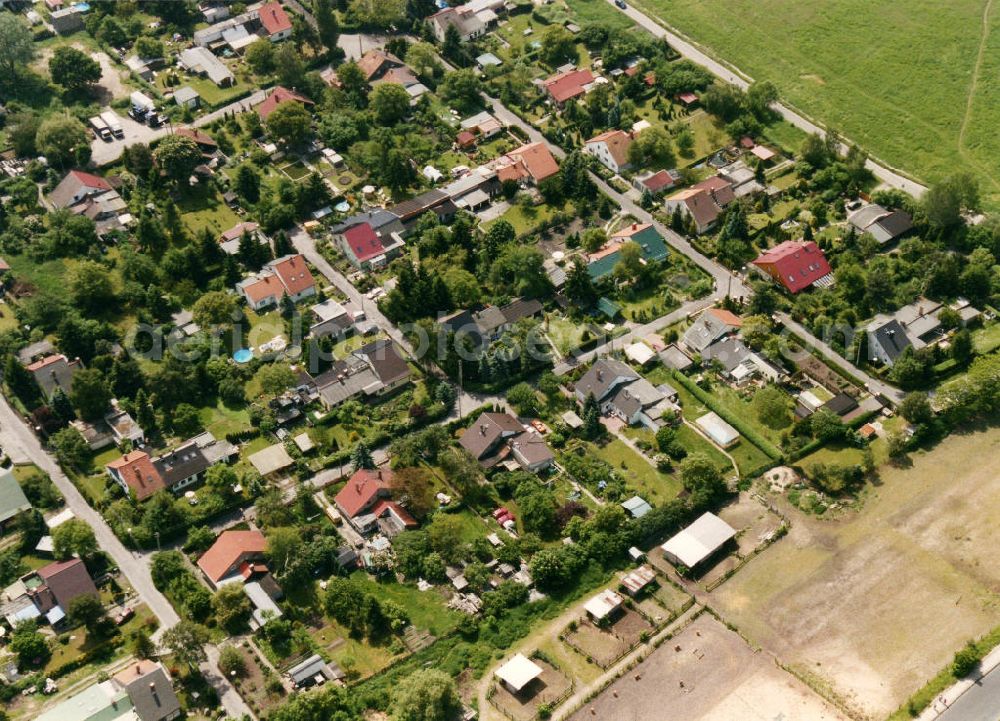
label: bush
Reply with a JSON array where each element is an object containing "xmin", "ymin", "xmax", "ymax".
[{"xmin": 952, "ymin": 642, "xmax": 980, "ymax": 678}]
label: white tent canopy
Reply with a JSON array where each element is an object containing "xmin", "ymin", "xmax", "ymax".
[{"xmin": 495, "ymin": 654, "xmax": 542, "ymax": 692}]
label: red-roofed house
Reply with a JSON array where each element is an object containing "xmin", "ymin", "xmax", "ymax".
[
  {"xmin": 492, "ymin": 142, "xmax": 559, "ymax": 185},
  {"xmin": 258, "ymin": 1, "xmax": 293, "ymax": 41},
  {"xmin": 676, "ymin": 92, "xmax": 699, "ymax": 106},
  {"xmin": 543, "ymin": 68, "xmax": 595, "ymax": 106},
  {"xmin": 106, "ymin": 450, "xmax": 166, "ymax": 502},
  {"xmin": 48, "ymin": 170, "xmax": 113, "ymax": 209},
  {"xmin": 237, "ymin": 253, "xmax": 316, "ymax": 309},
  {"xmin": 174, "ymin": 127, "xmax": 218, "ymax": 154},
  {"xmin": 633, "ymin": 169, "xmax": 679, "ymax": 196},
  {"xmin": 751, "ymin": 240, "xmax": 833, "ymax": 294},
  {"xmin": 334, "ymin": 468, "xmax": 393, "ymax": 533},
  {"xmin": 371, "ymin": 499, "xmax": 418, "ymax": 536},
  {"xmin": 255, "ymin": 86, "xmax": 314, "ymax": 121},
  {"xmin": 584, "ymin": 129, "xmax": 633, "ymax": 174},
  {"xmin": 197, "ymin": 530, "xmax": 268, "ymax": 588}
]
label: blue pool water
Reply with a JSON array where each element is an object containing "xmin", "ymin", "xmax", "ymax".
[
  {"xmin": 73, "ymin": 2, "xmax": 91, "ymax": 11},
  {"xmin": 335, "ymin": 201, "xmax": 350, "ymax": 213},
  {"xmin": 233, "ymin": 348, "xmax": 253, "ymax": 364}
]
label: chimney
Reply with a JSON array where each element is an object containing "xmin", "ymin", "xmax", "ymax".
[
  {"xmin": 632, "ymin": 223, "xmax": 637, "ymax": 230},
  {"xmin": 597, "ymin": 370, "xmax": 604, "ymax": 382}
]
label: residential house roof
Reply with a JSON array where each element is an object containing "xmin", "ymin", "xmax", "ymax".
[
  {"xmin": 48, "ymin": 170, "xmax": 113, "ymax": 209},
  {"xmin": 27, "ymin": 354, "xmax": 81, "ymax": 398},
  {"xmin": 460, "ymin": 412, "xmax": 524, "ymax": 460},
  {"xmin": 175, "ymin": 126, "xmax": 217, "ymax": 149},
  {"xmin": 255, "ymin": 86, "xmax": 314, "ymax": 120},
  {"xmin": 107, "ymin": 450, "xmax": 166, "ymax": 501},
  {"xmin": 37, "ymin": 558, "xmax": 98, "ymax": 611},
  {"xmin": 751, "ymin": 240, "xmax": 832, "ymax": 294},
  {"xmin": 113, "ymin": 660, "xmax": 181, "ymax": 721},
  {"xmin": 334, "ymin": 468, "xmax": 391, "ymax": 518},
  {"xmin": 356, "ymin": 339, "xmax": 410, "ymax": 386},
  {"xmin": 494, "ymin": 142, "xmax": 560, "ymax": 183},
  {"xmin": 867, "ymin": 316, "xmax": 911, "ymax": 363},
  {"xmin": 667, "ymin": 187, "xmax": 723, "ymax": 230},
  {"xmin": 153, "ymin": 442, "xmax": 209, "ymax": 488},
  {"xmin": 543, "ymin": 68, "xmax": 594, "ymax": 103},
  {"xmin": 259, "ymin": 1, "xmax": 292, "ymax": 35},
  {"xmin": 270, "ymin": 254, "xmax": 315, "ymax": 296},
  {"xmin": 248, "ymin": 443, "xmax": 294, "ymax": 476},
  {"xmin": 242, "ymin": 273, "xmax": 286, "ymax": 304},
  {"xmin": 197, "ymin": 530, "xmax": 267, "ymax": 583},
  {"xmin": 586, "ymin": 129, "xmax": 632, "ymax": 168},
  {"xmin": 694, "ymin": 175, "xmax": 735, "ymax": 207},
  {"xmin": 575, "ymin": 358, "xmax": 638, "ymax": 401},
  {"xmin": 0, "ymin": 469, "xmax": 30, "ymax": 525},
  {"xmin": 342, "ymin": 222, "xmax": 387, "ymax": 263},
  {"xmin": 220, "ymin": 221, "xmax": 260, "ymax": 242},
  {"xmin": 357, "ymin": 49, "xmax": 404, "ymax": 81},
  {"xmin": 637, "ymin": 169, "xmax": 678, "ymax": 193}
]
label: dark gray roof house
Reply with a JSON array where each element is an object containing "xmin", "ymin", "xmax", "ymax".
[
  {"xmin": 113, "ymin": 660, "xmax": 182, "ymax": 721},
  {"xmin": 866, "ymin": 316, "xmax": 912, "ymax": 366},
  {"xmin": 574, "ymin": 358, "xmax": 639, "ymax": 403},
  {"xmin": 0, "ymin": 468, "xmax": 30, "ymax": 526}
]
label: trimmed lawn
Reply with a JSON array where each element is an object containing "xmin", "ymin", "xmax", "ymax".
[
  {"xmin": 973, "ymin": 322, "xmax": 1000, "ymax": 355},
  {"xmin": 198, "ymin": 400, "xmax": 250, "ymax": 439},
  {"xmin": 590, "ymin": 437, "xmax": 682, "ymax": 505},
  {"xmin": 348, "ymin": 572, "xmax": 463, "ymax": 636},
  {"xmin": 177, "ymin": 189, "xmax": 242, "ymax": 237},
  {"xmin": 485, "ymin": 201, "xmax": 565, "ymax": 237}
]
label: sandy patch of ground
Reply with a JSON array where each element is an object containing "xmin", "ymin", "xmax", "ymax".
[
  {"xmin": 567, "ymin": 613, "xmax": 847, "ymax": 721},
  {"xmin": 710, "ymin": 427, "xmax": 1000, "ymax": 719},
  {"xmin": 34, "ymin": 44, "xmax": 130, "ymax": 102}
]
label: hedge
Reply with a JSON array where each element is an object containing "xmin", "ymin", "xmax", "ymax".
[{"xmin": 670, "ymin": 370, "xmax": 783, "ymax": 461}]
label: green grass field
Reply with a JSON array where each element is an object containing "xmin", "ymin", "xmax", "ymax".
[{"xmin": 625, "ymin": 0, "xmax": 1000, "ymax": 205}]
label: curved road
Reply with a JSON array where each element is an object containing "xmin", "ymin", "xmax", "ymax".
[{"xmin": 607, "ymin": 0, "xmax": 927, "ymax": 197}]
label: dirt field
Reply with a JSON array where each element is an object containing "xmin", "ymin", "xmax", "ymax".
[
  {"xmin": 711, "ymin": 427, "xmax": 1000, "ymax": 719},
  {"xmin": 567, "ymin": 613, "xmax": 848, "ymax": 721},
  {"xmin": 491, "ymin": 659, "xmax": 572, "ymax": 721}
]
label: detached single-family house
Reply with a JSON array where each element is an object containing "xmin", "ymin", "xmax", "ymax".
[
  {"xmin": 258, "ymin": 1, "xmax": 293, "ymax": 42},
  {"xmin": 438, "ymin": 297, "xmax": 543, "ymax": 350},
  {"xmin": 50, "ymin": 6, "xmax": 83, "ymax": 34},
  {"xmin": 848, "ymin": 203, "xmax": 914, "ymax": 245},
  {"xmin": 48, "ymin": 170, "xmax": 113, "ymax": 209},
  {"xmin": 386, "ymin": 189, "xmax": 458, "ymax": 232},
  {"xmin": 357, "ymin": 49, "xmax": 406, "ymax": 83},
  {"xmin": 112, "ymin": 660, "xmax": 183, "ymax": 721},
  {"xmin": 428, "ymin": 4, "xmax": 489, "ymax": 42},
  {"xmin": 586, "ymin": 223, "xmax": 668, "ymax": 281},
  {"xmin": 681, "ymin": 307, "xmax": 743, "ymax": 354},
  {"xmin": 751, "ymin": 240, "xmax": 833, "ymax": 294},
  {"xmin": 459, "ymin": 412, "xmax": 554, "ymax": 472},
  {"xmin": 255, "ymin": 86, "xmax": 314, "ymax": 121},
  {"xmin": 309, "ymin": 298, "xmax": 354, "ymax": 338},
  {"xmin": 585, "ymin": 129, "xmax": 633, "ymax": 174},
  {"xmin": 575, "ymin": 358, "xmax": 674, "ymax": 429},
  {"xmin": 197, "ymin": 530, "xmax": 268, "ymax": 589},
  {"xmin": 664, "ymin": 176, "xmax": 736, "ymax": 234},
  {"xmin": 333, "ymin": 221, "xmax": 405, "ymax": 270},
  {"xmin": 26, "ymin": 354, "xmax": 82, "ymax": 399},
  {"xmin": 106, "ymin": 450, "xmax": 166, "ymax": 502},
  {"xmin": 334, "ymin": 468, "xmax": 416, "ymax": 535},
  {"xmin": 310, "ymin": 339, "xmax": 412, "ymax": 409},
  {"xmin": 237, "ymin": 254, "xmax": 316, "ymax": 310},
  {"xmin": 490, "ymin": 142, "xmax": 560, "ymax": 185},
  {"xmin": 633, "ymin": 169, "xmax": 680, "ymax": 197},
  {"xmin": 543, "ymin": 68, "xmax": 595, "ymax": 106}
]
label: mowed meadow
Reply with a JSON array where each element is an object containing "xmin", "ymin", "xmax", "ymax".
[{"xmin": 629, "ymin": 0, "xmax": 1000, "ymax": 204}]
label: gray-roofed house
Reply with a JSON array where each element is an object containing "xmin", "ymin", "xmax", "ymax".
[
  {"xmin": 459, "ymin": 411, "xmax": 554, "ymax": 472},
  {"xmin": 848, "ymin": 203, "xmax": 913, "ymax": 245},
  {"xmin": 681, "ymin": 308, "xmax": 743, "ymax": 354},
  {"xmin": 287, "ymin": 654, "xmax": 342, "ymax": 688},
  {"xmin": 313, "ymin": 339, "xmax": 411, "ymax": 409},
  {"xmin": 866, "ymin": 316, "xmax": 912, "ymax": 367},
  {"xmin": 153, "ymin": 441, "xmax": 210, "ymax": 492},
  {"xmin": 113, "ymin": 660, "xmax": 182, "ymax": 721},
  {"xmin": 179, "ymin": 46, "xmax": 235, "ymax": 87},
  {"xmin": 621, "ymin": 495, "xmax": 652, "ymax": 519},
  {"xmin": 574, "ymin": 358, "xmax": 639, "ymax": 404},
  {"xmin": 26, "ymin": 354, "xmax": 82, "ymax": 399},
  {"xmin": 575, "ymin": 358, "xmax": 674, "ymax": 429},
  {"xmin": 0, "ymin": 468, "xmax": 30, "ymax": 529},
  {"xmin": 309, "ymin": 298, "xmax": 354, "ymax": 338}
]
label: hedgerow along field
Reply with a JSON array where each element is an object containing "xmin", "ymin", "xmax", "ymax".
[{"xmin": 622, "ymin": 0, "xmax": 1000, "ymax": 206}]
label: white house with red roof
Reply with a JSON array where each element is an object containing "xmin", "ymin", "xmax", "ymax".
[
  {"xmin": 334, "ymin": 468, "xmax": 414, "ymax": 534},
  {"xmin": 334, "ymin": 221, "xmax": 405, "ymax": 270},
  {"xmin": 585, "ymin": 129, "xmax": 633, "ymax": 174},
  {"xmin": 197, "ymin": 529, "xmax": 268, "ymax": 589},
  {"xmin": 751, "ymin": 240, "xmax": 833, "ymax": 294},
  {"xmin": 237, "ymin": 253, "xmax": 316, "ymax": 310},
  {"xmin": 47, "ymin": 170, "xmax": 113, "ymax": 209},
  {"xmin": 258, "ymin": 1, "xmax": 293, "ymax": 41}
]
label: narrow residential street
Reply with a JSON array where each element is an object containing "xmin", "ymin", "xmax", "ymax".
[
  {"xmin": 605, "ymin": 0, "xmax": 926, "ymax": 198},
  {"xmin": 0, "ymin": 396, "xmax": 254, "ymax": 720}
]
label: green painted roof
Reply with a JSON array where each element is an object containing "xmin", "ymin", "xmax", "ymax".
[
  {"xmin": 596, "ymin": 297, "xmax": 622, "ymax": 318},
  {"xmin": 0, "ymin": 468, "xmax": 30, "ymax": 524},
  {"xmin": 36, "ymin": 683, "xmax": 132, "ymax": 721},
  {"xmin": 587, "ymin": 226, "xmax": 668, "ymax": 280}
]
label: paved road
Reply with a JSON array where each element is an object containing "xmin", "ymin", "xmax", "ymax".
[
  {"xmin": 935, "ymin": 664, "xmax": 1000, "ymax": 721},
  {"xmin": 608, "ymin": 0, "xmax": 926, "ymax": 197},
  {"xmin": 0, "ymin": 396, "xmax": 254, "ymax": 720},
  {"xmin": 289, "ymin": 226, "xmax": 503, "ymax": 417},
  {"xmin": 91, "ymin": 89, "xmax": 269, "ymax": 166},
  {"xmin": 776, "ymin": 311, "xmax": 905, "ymax": 404}
]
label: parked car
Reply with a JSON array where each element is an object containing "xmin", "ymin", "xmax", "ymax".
[
  {"xmin": 115, "ymin": 607, "xmax": 134, "ymax": 626},
  {"xmin": 615, "ymin": 0, "xmax": 627, "ymax": 8}
]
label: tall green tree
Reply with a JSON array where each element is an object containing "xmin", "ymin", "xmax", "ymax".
[
  {"xmin": 0, "ymin": 14, "xmax": 35, "ymax": 78},
  {"xmin": 313, "ymin": 0, "xmax": 339, "ymax": 53}
]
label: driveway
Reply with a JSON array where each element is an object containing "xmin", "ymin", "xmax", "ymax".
[{"xmin": 91, "ymin": 89, "xmax": 269, "ymax": 166}]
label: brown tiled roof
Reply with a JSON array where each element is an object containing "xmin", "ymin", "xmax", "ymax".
[
  {"xmin": 198, "ymin": 530, "xmax": 267, "ymax": 583},
  {"xmin": 107, "ymin": 450, "xmax": 165, "ymax": 501}
]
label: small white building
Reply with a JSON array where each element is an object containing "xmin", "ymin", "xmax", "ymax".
[
  {"xmin": 584, "ymin": 589, "xmax": 624, "ymax": 622},
  {"xmin": 695, "ymin": 411, "xmax": 739, "ymax": 448},
  {"xmin": 495, "ymin": 654, "xmax": 543, "ymax": 695},
  {"xmin": 661, "ymin": 512, "xmax": 736, "ymax": 568}
]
